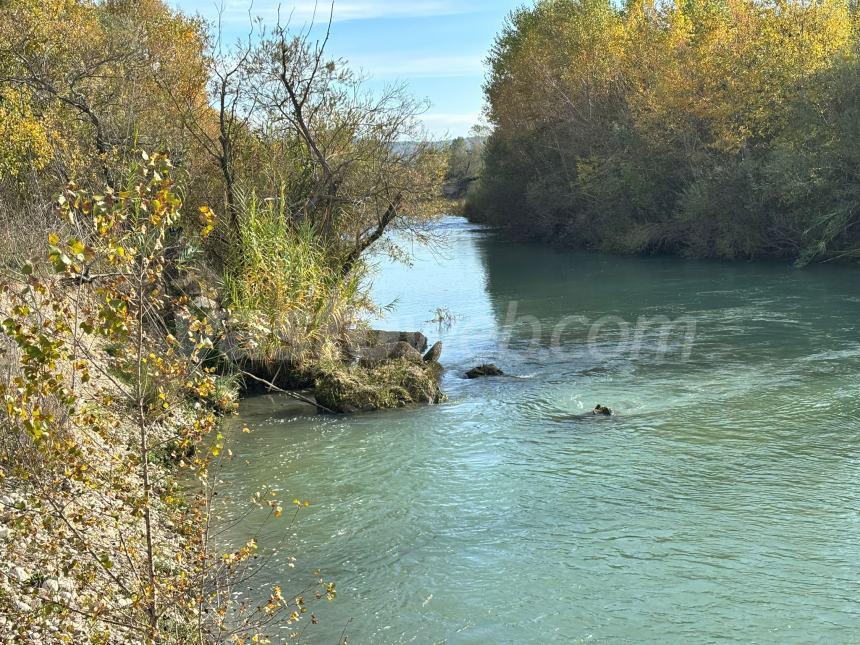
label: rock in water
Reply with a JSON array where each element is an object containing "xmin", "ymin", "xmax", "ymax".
[
  {"xmin": 358, "ymin": 341, "xmax": 422, "ymax": 367},
  {"xmin": 390, "ymin": 341, "xmax": 423, "ymax": 362},
  {"xmin": 423, "ymin": 341, "xmax": 443, "ymax": 363},
  {"xmin": 362, "ymin": 330, "xmax": 428, "ymax": 353},
  {"xmin": 314, "ymin": 358, "xmax": 445, "ymax": 413},
  {"xmin": 314, "ymin": 331, "xmax": 444, "ymax": 413},
  {"xmin": 465, "ymin": 364, "xmax": 504, "ymax": 379}
]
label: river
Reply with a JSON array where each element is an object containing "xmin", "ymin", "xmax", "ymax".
[{"xmin": 214, "ymin": 216, "xmax": 860, "ymax": 643}]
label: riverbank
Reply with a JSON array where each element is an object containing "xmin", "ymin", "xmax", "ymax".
[
  {"xmin": 0, "ymin": 273, "xmax": 223, "ymax": 641},
  {"xmin": 0, "ymin": 163, "xmax": 337, "ymax": 640},
  {"xmin": 462, "ymin": 211, "xmax": 860, "ymax": 267},
  {"xmin": 0, "ymin": 242, "xmax": 446, "ymax": 642},
  {"xmin": 215, "ymin": 216, "xmax": 860, "ymax": 642},
  {"xmin": 468, "ymin": 0, "xmax": 860, "ymax": 267},
  {"xmin": 0, "ymin": 353, "xmax": 202, "ymax": 641}
]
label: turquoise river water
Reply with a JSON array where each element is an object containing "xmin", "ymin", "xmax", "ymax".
[{"xmin": 215, "ymin": 217, "xmax": 860, "ymax": 643}]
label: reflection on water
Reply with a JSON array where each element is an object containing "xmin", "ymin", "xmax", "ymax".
[{"xmin": 214, "ymin": 217, "xmax": 860, "ymax": 643}]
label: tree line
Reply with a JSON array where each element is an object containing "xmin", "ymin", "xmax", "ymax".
[{"xmin": 466, "ymin": 0, "xmax": 860, "ymax": 264}]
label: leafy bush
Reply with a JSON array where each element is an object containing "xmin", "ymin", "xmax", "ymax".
[{"xmin": 0, "ymin": 154, "xmax": 329, "ymax": 641}]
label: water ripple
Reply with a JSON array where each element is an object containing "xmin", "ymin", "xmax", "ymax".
[{"xmin": 213, "ymin": 219, "xmax": 860, "ymax": 644}]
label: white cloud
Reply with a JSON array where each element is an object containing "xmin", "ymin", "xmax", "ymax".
[
  {"xmin": 350, "ymin": 54, "xmax": 484, "ymax": 79},
  {"xmin": 173, "ymin": 1, "xmax": 469, "ymax": 24}
]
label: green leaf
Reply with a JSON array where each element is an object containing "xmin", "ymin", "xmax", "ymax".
[
  {"xmin": 48, "ymin": 247, "xmax": 72, "ymax": 273},
  {"xmin": 68, "ymin": 238, "xmax": 86, "ymax": 258}
]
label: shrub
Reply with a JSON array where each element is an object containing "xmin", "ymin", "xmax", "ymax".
[{"xmin": 0, "ymin": 153, "xmax": 329, "ymax": 641}]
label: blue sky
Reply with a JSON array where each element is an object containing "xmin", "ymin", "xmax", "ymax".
[{"xmin": 169, "ymin": 1, "xmax": 524, "ymax": 138}]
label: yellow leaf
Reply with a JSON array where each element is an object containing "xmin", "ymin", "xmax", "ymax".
[{"xmin": 68, "ymin": 239, "xmax": 85, "ymax": 256}]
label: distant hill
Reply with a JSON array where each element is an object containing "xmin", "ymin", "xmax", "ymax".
[{"xmin": 393, "ymin": 136, "xmax": 486, "ymax": 156}]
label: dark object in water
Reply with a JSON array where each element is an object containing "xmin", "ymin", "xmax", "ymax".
[
  {"xmin": 465, "ymin": 364, "xmax": 504, "ymax": 379},
  {"xmin": 423, "ymin": 341, "xmax": 443, "ymax": 363},
  {"xmin": 593, "ymin": 404, "xmax": 613, "ymax": 416}
]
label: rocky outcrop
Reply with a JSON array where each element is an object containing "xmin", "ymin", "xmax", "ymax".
[
  {"xmin": 356, "ymin": 330, "xmax": 428, "ymax": 354},
  {"xmin": 315, "ymin": 329, "xmax": 445, "ymax": 413},
  {"xmin": 423, "ymin": 341, "xmax": 443, "ymax": 363},
  {"xmin": 315, "ymin": 358, "xmax": 444, "ymax": 413},
  {"xmin": 465, "ymin": 364, "xmax": 504, "ymax": 379},
  {"xmin": 357, "ymin": 341, "xmax": 423, "ymax": 368},
  {"xmin": 214, "ymin": 323, "xmax": 445, "ymax": 410}
]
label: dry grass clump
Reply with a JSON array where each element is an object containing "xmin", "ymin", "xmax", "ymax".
[
  {"xmin": 223, "ymin": 192, "xmax": 370, "ymax": 374},
  {"xmin": 0, "ymin": 195, "xmax": 62, "ymax": 270}
]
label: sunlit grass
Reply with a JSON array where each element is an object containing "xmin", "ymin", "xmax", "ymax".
[{"xmin": 224, "ymin": 189, "xmax": 371, "ymax": 370}]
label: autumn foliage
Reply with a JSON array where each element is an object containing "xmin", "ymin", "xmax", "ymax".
[
  {"xmin": 0, "ymin": 154, "xmax": 333, "ymax": 642},
  {"xmin": 468, "ymin": 0, "xmax": 860, "ymax": 264},
  {"xmin": 0, "ymin": 0, "xmax": 444, "ymax": 641}
]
